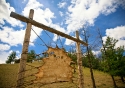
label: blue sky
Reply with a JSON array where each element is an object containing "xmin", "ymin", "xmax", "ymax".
[{"xmin": 0, "ymin": 0, "xmax": 125, "ymax": 63}]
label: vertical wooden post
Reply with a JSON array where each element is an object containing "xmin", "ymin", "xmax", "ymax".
[
  {"xmin": 16, "ymin": 9, "xmax": 34, "ymax": 88},
  {"xmin": 76, "ymin": 31, "xmax": 84, "ymax": 88}
]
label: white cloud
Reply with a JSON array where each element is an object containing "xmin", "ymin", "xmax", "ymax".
[
  {"xmin": 105, "ymin": 26, "xmax": 125, "ymax": 40},
  {"xmin": 0, "ymin": 26, "xmax": 25, "ymax": 46},
  {"xmin": 0, "ymin": 51, "xmax": 10, "ymax": 64},
  {"xmin": 116, "ymin": 40, "xmax": 125, "ymax": 48},
  {"xmin": 0, "ymin": 26, "xmax": 43, "ymax": 47},
  {"xmin": 1, "ymin": 0, "xmax": 65, "ymax": 48},
  {"xmin": 64, "ymin": 31, "xmax": 82, "ymax": 45},
  {"xmin": 22, "ymin": 0, "xmax": 55, "ymax": 44},
  {"xmin": 22, "ymin": 0, "xmax": 43, "ymax": 16},
  {"xmin": 119, "ymin": 0, "xmax": 125, "ymax": 9},
  {"xmin": 22, "ymin": 0, "xmax": 55, "ymax": 26},
  {"xmin": 59, "ymin": 11, "xmax": 64, "ymax": 17},
  {"xmin": 33, "ymin": 8, "xmax": 55, "ymax": 26},
  {"xmin": 103, "ymin": 25, "xmax": 125, "ymax": 48},
  {"xmin": 0, "ymin": 0, "xmax": 55, "ymax": 47},
  {"xmin": 51, "ymin": 24, "xmax": 66, "ymax": 33},
  {"xmin": 58, "ymin": 2, "xmax": 67, "ymax": 8},
  {"xmin": 0, "ymin": 0, "xmax": 24, "ymax": 27},
  {"xmin": 53, "ymin": 34, "xmax": 58, "ymax": 42},
  {"xmin": 65, "ymin": 38, "xmax": 75, "ymax": 45},
  {"xmin": 30, "ymin": 26, "xmax": 43, "ymax": 45},
  {"xmin": 66, "ymin": 0, "xmax": 124, "ymax": 33},
  {"xmin": 50, "ymin": 24, "xmax": 66, "ymax": 41},
  {"xmin": 0, "ymin": 44, "xmax": 10, "ymax": 51},
  {"xmin": 0, "ymin": 50, "xmax": 21, "ymax": 64},
  {"xmin": 92, "ymin": 50, "xmax": 101, "ymax": 57}
]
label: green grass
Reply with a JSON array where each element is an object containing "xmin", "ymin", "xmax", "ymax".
[{"xmin": 0, "ymin": 62, "xmax": 125, "ymax": 88}]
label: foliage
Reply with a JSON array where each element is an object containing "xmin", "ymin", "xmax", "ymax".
[
  {"xmin": 27, "ymin": 50, "xmax": 36, "ymax": 63},
  {"xmin": 68, "ymin": 50, "xmax": 100, "ymax": 70},
  {"xmin": 82, "ymin": 52, "xmax": 100, "ymax": 69},
  {"xmin": 114, "ymin": 46, "xmax": 125, "ymax": 77},
  {"xmin": 101, "ymin": 37, "xmax": 125, "ymax": 77},
  {"xmin": 6, "ymin": 51, "xmax": 16, "ymax": 64},
  {"xmin": 82, "ymin": 56, "xmax": 89, "ymax": 67},
  {"xmin": 14, "ymin": 59, "xmax": 20, "ymax": 63},
  {"xmin": 100, "ymin": 36, "xmax": 125, "ymax": 85},
  {"xmin": 101, "ymin": 37, "xmax": 118, "ymax": 75}
]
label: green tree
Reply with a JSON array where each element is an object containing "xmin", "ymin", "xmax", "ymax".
[
  {"xmin": 101, "ymin": 37, "xmax": 118, "ymax": 88},
  {"xmin": 82, "ymin": 51, "xmax": 100, "ymax": 70},
  {"xmin": 89, "ymin": 52, "xmax": 100, "ymax": 69},
  {"xmin": 97, "ymin": 28, "xmax": 125, "ymax": 85},
  {"xmin": 115, "ymin": 46, "xmax": 125, "ymax": 83},
  {"xmin": 27, "ymin": 50, "xmax": 36, "ymax": 63},
  {"xmin": 6, "ymin": 51, "xmax": 16, "ymax": 64},
  {"xmin": 82, "ymin": 56, "xmax": 89, "ymax": 67}
]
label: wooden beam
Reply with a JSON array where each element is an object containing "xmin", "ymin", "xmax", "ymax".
[
  {"xmin": 10, "ymin": 12, "xmax": 88, "ymax": 46},
  {"xmin": 16, "ymin": 9, "xmax": 34, "ymax": 87},
  {"xmin": 76, "ymin": 31, "xmax": 84, "ymax": 88}
]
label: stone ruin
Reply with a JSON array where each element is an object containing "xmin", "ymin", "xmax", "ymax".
[{"xmin": 35, "ymin": 47, "xmax": 73, "ymax": 84}]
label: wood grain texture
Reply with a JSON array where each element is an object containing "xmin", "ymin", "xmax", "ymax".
[{"xmin": 10, "ymin": 11, "xmax": 88, "ymax": 46}]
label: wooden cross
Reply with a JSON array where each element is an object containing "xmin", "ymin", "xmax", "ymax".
[{"xmin": 10, "ymin": 9, "xmax": 88, "ymax": 88}]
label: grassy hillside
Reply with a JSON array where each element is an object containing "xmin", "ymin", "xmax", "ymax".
[{"xmin": 0, "ymin": 62, "xmax": 125, "ymax": 88}]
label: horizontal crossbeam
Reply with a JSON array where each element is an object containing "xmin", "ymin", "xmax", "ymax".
[{"xmin": 10, "ymin": 12, "xmax": 88, "ymax": 46}]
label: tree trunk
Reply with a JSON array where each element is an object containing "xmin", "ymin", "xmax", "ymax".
[
  {"xmin": 121, "ymin": 76, "xmax": 125, "ymax": 83},
  {"xmin": 90, "ymin": 65, "xmax": 96, "ymax": 88},
  {"xmin": 111, "ymin": 75, "xmax": 117, "ymax": 88},
  {"xmin": 83, "ymin": 30, "xmax": 96, "ymax": 88},
  {"xmin": 87, "ymin": 49, "xmax": 96, "ymax": 88}
]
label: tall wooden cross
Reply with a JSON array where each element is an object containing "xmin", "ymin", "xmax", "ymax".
[{"xmin": 10, "ymin": 9, "xmax": 88, "ymax": 88}]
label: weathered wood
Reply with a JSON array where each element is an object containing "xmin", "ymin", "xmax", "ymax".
[
  {"xmin": 10, "ymin": 12, "xmax": 88, "ymax": 46},
  {"xmin": 16, "ymin": 9, "xmax": 34, "ymax": 88},
  {"xmin": 10, "ymin": 10, "xmax": 87, "ymax": 87},
  {"xmin": 76, "ymin": 31, "xmax": 84, "ymax": 88}
]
